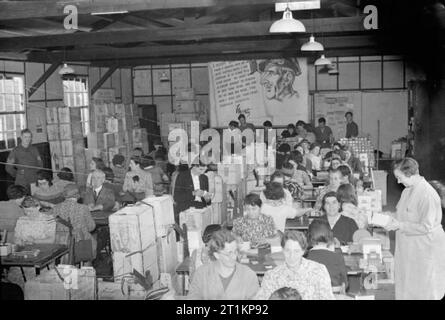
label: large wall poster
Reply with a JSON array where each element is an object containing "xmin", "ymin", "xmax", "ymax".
[{"xmin": 209, "ymin": 58, "xmax": 309, "ymax": 127}]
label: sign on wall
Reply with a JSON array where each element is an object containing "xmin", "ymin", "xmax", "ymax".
[{"xmin": 209, "ymin": 58, "xmax": 309, "ymax": 127}]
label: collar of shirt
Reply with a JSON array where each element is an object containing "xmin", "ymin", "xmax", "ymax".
[
  {"xmin": 94, "ymin": 185, "xmax": 103, "ymax": 195},
  {"xmin": 327, "ymin": 214, "xmax": 341, "ymax": 228}
]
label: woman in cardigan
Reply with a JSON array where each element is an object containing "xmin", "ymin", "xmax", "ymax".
[{"xmin": 187, "ymin": 229, "xmax": 259, "ymax": 300}]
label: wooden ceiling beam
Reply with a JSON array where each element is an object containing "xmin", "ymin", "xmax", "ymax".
[
  {"xmin": 28, "ymin": 61, "xmax": 60, "ymax": 98},
  {"xmin": 89, "ymin": 47, "xmax": 397, "ymax": 67},
  {"xmin": 0, "ymin": 16, "xmax": 367, "ymax": 51},
  {"xmin": 0, "ymin": 0, "xmax": 298, "ymax": 21},
  {"xmin": 27, "ymin": 35, "xmax": 378, "ymax": 62}
]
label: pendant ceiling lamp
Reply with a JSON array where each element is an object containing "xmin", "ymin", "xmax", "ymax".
[
  {"xmin": 269, "ymin": 6, "xmax": 306, "ymax": 33},
  {"xmin": 59, "ymin": 63, "xmax": 75, "ymax": 75},
  {"xmin": 314, "ymin": 54, "xmax": 332, "ymax": 66},
  {"xmin": 301, "ymin": 35, "xmax": 324, "ymax": 51}
]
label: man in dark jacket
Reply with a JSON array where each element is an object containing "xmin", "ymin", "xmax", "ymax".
[
  {"xmin": 5, "ymin": 129, "xmax": 42, "ymax": 191},
  {"xmin": 173, "ymin": 162, "xmax": 211, "ymax": 224}
]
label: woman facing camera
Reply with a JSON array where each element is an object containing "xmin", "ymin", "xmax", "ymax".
[
  {"xmin": 336, "ymin": 184, "xmax": 368, "ymax": 229},
  {"xmin": 187, "ymin": 229, "xmax": 259, "ymax": 300},
  {"xmin": 31, "ymin": 169, "xmax": 64, "ymax": 205},
  {"xmin": 233, "ymin": 193, "xmax": 276, "ymax": 245},
  {"xmin": 255, "ymin": 230, "xmax": 334, "ymax": 300},
  {"xmin": 382, "ymin": 158, "xmax": 445, "ymax": 300},
  {"xmin": 306, "ymin": 219, "xmax": 348, "ymax": 289},
  {"xmin": 320, "ymin": 191, "xmax": 358, "ymax": 245}
]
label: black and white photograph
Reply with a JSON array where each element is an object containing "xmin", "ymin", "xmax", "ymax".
[{"xmin": 0, "ymin": 0, "xmax": 445, "ymax": 304}]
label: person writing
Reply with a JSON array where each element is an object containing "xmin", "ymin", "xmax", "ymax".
[
  {"xmin": 345, "ymin": 112, "xmax": 359, "ymax": 138},
  {"xmin": 382, "ymin": 158, "xmax": 445, "ymax": 300},
  {"xmin": 84, "ymin": 169, "xmax": 116, "ymax": 212},
  {"xmin": 6, "ymin": 129, "xmax": 43, "ymax": 191},
  {"xmin": 187, "ymin": 229, "xmax": 259, "ymax": 300}
]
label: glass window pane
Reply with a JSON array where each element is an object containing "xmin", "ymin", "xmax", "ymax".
[
  {"xmin": 15, "ymin": 114, "xmax": 21, "ymax": 130},
  {"xmin": 5, "ymin": 94, "xmax": 14, "ymax": 111},
  {"xmin": 6, "ymin": 114, "xmax": 15, "ymax": 131},
  {"xmin": 0, "ymin": 94, "xmax": 5, "ymax": 112}
]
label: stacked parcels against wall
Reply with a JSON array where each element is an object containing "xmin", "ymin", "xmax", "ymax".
[
  {"xmin": 46, "ymin": 107, "xmax": 87, "ymax": 184},
  {"xmin": 160, "ymin": 87, "xmax": 208, "ymax": 142},
  {"xmin": 87, "ymin": 103, "xmax": 147, "ymax": 167},
  {"xmin": 339, "ymin": 137, "xmax": 375, "ymax": 169}
]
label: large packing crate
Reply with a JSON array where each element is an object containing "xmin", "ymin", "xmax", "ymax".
[
  {"xmin": 109, "ymin": 204, "xmax": 158, "ymax": 280},
  {"xmin": 140, "ymin": 195, "xmax": 175, "ymax": 237},
  {"xmin": 25, "ymin": 266, "xmax": 96, "ymax": 300},
  {"xmin": 157, "ymin": 227, "xmax": 179, "ymax": 275}
]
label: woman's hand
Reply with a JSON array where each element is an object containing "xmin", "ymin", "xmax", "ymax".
[{"xmin": 383, "ymin": 216, "xmax": 401, "ymax": 231}]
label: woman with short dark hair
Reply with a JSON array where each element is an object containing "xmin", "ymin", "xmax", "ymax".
[
  {"xmin": 31, "ymin": 169, "xmax": 64, "ymax": 205},
  {"xmin": 320, "ymin": 191, "xmax": 358, "ymax": 245},
  {"xmin": 306, "ymin": 219, "xmax": 348, "ymax": 289},
  {"xmin": 336, "ymin": 184, "xmax": 367, "ymax": 229},
  {"xmin": 187, "ymin": 229, "xmax": 259, "ymax": 300},
  {"xmin": 233, "ymin": 193, "xmax": 276, "ymax": 245},
  {"xmin": 255, "ymin": 230, "xmax": 334, "ymax": 300}
]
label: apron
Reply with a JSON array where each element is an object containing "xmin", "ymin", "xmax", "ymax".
[{"xmin": 394, "ymin": 177, "xmax": 445, "ymax": 300}]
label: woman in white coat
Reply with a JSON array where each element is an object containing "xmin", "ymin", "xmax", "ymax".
[{"xmin": 384, "ymin": 158, "xmax": 445, "ymax": 300}]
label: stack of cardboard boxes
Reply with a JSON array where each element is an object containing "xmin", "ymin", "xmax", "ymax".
[
  {"xmin": 339, "ymin": 137, "xmax": 375, "ymax": 169},
  {"xmin": 160, "ymin": 87, "xmax": 208, "ymax": 145},
  {"xmin": 86, "ymin": 103, "xmax": 148, "ymax": 167},
  {"xmin": 46, "ymin": 106, "xmax": 87, "ymax": 184}
]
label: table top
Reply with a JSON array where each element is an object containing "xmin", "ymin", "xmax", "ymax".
[{"xmin": 1, "ymin": 244, "xmax": 69, "ymax": 268}]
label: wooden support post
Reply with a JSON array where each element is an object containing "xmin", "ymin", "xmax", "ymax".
[
  {"xmin": 28, "ymin": 62, "xmax": 60, "ymax": 98},
  {"xmin": 90, "ymin": 65, "xmax": 118, "ymax": 96}
]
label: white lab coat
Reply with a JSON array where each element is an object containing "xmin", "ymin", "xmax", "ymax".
[{"xmin": 394, "ymin": 176, "xmax": 445, "ymax": 300}]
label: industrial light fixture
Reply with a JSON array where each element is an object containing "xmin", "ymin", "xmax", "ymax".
[
  {"xmin": 269, "ymin": 6, "xmax": 306, "ymax": 33},
  {"xmin": 160, "ymin": 71, "xmax": 170, "ymax": 82},
  {"xmin": 59, "ymin": 63, "xmax": 75, "ymax": 75},
  {"xmin": 301, "ymin": 35, "xmax": 324, "ymax": 51},
  {"xmin": 91, "ymin": 10, "xmax": 129, "ymax": 15},
  {"xmin": 314, "ymin": 54, "xmax": 332, "ymax": 66}
]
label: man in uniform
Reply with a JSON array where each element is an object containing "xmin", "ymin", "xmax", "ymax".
[{"xmin": 5, "ymin": 129, "xmax": 43, "ymax": 191}]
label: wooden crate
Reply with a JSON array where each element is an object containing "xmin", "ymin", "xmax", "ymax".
[
  {"xmin": 112, "ymin": 246, "xmax": 158, "ymax": 282},
  {"xmin": 47, "ymin": 124, "xmax": 60, "ymax": 141},
  {"xmin": 25, "ymin": 266, "xmax": 96, "ymax": 300}
]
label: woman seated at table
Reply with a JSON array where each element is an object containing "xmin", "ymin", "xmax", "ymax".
[
  {"xmin": 280, "ymin": 163, "xmax": 305, "ymax": 200},
  {"xmin": 187, "ymin": 229, "xmax": 259, "ymax": 300},
  {"xmin": 102, "ymin": 167, "xmax": 123, "ymax": 201},
  {"xmin": 31, "ymin": 169, "xmax": 64, "ymax": 206},
  {"xmin": 338, "ymin": 164, "xmax": 358, "ymax": 188},
  {"xmin": 314, "ymin": 168, "xmax": 343, "ymax": 212},
  {"xmin": 344, "ymin": 146, "xmax": 363, "ymax": 176},
  {"xmin": 294, "ymin": 142, "xmax": 312, "ymax": 172},
  {"xmin": 288, "ymin": 152, "xmax": 313, "ymax": 187},
  {"xmin": 337, "ymin": 184, "xmax": 367, "ymax": 229},
  {"xmin": 306, "ymin": 219, "xmax": 348, "ymax": 289},
  {"xmin": 306, "ymin": 143, "xmax": 322, "ymax": 172},
  {"xmin": 260, "ymin": 171, "xmax": 293, "ymax": 206},
  {"xmin": 142, "ymin": 155, "xmax": 169, "ymax": 195},
  {"xmin": 261, "ymin": 182, "xmax": 306, "ymax": 233},
  {"xmin": 52, "ymin": 167, "xmax": 76, "ymax": 191},
  {"xmin": 189, "ymin": 224, "xmax": 222, "ymax": 281},
  {"xmin": 233, "ymin": 193, "xmax": 276, "ymax": 245},
  {"xmin": 255, "ymin": 230, "xmax": 334, "ymax": 300},
  {"xmin": 320, "ymin": 191, "xmax": 358, "ymax": 245},
  {"xmin": 276, "ymin": 143, "xmax": 291, "ymax": 169},
  {"xmin": 122, "ymin": 156, "xmax": 154, "ymax": 202},
  {"xmin": 86, "ymin": 157, "xmax": 106, "ymax": 187},
  {"xmin": 53, "ymin": 184, "xmax": 97, "ymax": 263}
]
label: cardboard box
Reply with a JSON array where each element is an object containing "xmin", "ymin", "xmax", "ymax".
[
  {"xmin": 59, "ymin": 123, "xmax": 72, "ymax": 140},
  {"xmin": 107, "ymin": 117, "xmax": 119, "ymax": 133},
  {"xmin": 157, "ymin": 228, "xmax": 179, "ymax": 275},
  {"xmin": 140, "ymin": 195, "xmax": 175, "ymax": 237},
  {"xmin": 174, "ymin": 100, "xmax": 200, "ymax": 113},
  {"xmin": 179, "ymin": 207, "xmax": 212, "ymax": 235},
  {"xmin": 58, "ymin": 107, "xmax": 70, "ymax": 123},
  {"xmin": 109, "ymin": 203, "xmax": 158, "ymax": 280},
  {"xmin": 25, "ymin": 266, "xmax": 96, "ymax": 300},
  {"xmin": 46, "ymin": 107, "xmax": 58, "ymax": 124},
  {"xmin": 46, "ymin": 124, "xmax": 60, "ymax": 141}
]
